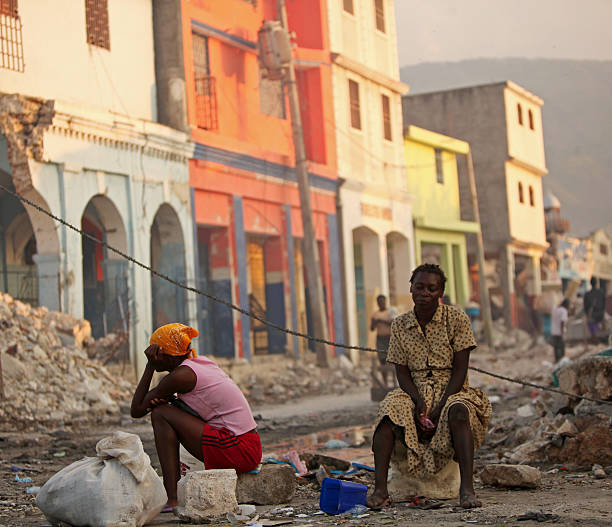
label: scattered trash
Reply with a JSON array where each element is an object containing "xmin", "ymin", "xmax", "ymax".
[
  {"xmin": 282, "ymin": 450, "xmax": 308, "ymax": 476},
  {"xmin": 316, "ymin": 465, "xmax": 330, "ymax": 486},
  {"xmin": 351, "ymin": 462, "xmax": 375, "ymax": 472},
  {"xmin": 407, "ymin": 497, "xmax": 443, "ymax": 510},
  {"xmin": 25, "ymin": 487, "xmax": 41, "ymax": 494},
  {"xmin": 341, "ymin": 504, "xmax": 369, "ymax": 516},
  {"xmin": 52, "ymin": 451, "xmax": 66, "ymax": 458},
  {"xmin": 14, "ymin": 474, "xmax": 32, "ymax": 483},
  {"xmin": 324, "ymin": 439, "xmax": 350, "ymax": 449},
  {"xmin": 302, "ymin": 453, "xmax": 351, "ymax": 472},
  {"xmin": 488, "ymin": 395, "xmax": 501, "ymax": 403},
  {"xmin": 10, "ymin": 465, "xmax": 23, "ymax": 472},
  {"xmin": 516, "ymin": 511, "xmax": 560, "ymax": 522}
]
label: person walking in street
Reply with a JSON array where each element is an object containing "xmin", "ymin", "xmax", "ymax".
[
  {"xmin": 551, "ymin": 299, "xmax": 569, "ymax": 362},
  {"xmin": 366, "ymin": 264, "xmax": 491, "ymax": 510},
  {"xmin": 584, "ymin": 277, "xmax": 605, "ymax": 340},
  {"xmin": 130, "ymin": 323, "xmax": 261, "ymax": 511},
  {"xmin": 371, "ymin": 294, "xmax": 397, "ymax": 387}
]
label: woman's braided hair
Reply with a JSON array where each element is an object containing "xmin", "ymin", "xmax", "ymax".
[{"xmin": 410, "ymin": 263, "xmax": 447, "ymax": 291}]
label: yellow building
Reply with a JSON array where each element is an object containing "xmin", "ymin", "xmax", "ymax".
[{"xmin": 404, "ymin": 126, "xmax": 480, "ymax": 305}]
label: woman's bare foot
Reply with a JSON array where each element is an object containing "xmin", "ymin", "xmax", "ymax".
[
  {"xmin": 366, "ymin": 488, "xmax": 392, "ymax": 509},
  {"xmin": 460, "ymin": 491, "xmax": 482, "ymax": 509}
]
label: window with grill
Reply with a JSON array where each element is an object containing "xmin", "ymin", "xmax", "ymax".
[
  {"xmin": 381, "ymin": 94, "xmax": 392, "ymax": 140},
  {"xmin": 85, "ymin": 0, "xmax": 110, "ymax": 50},
  {"xmin": 0, "ymin": 0, "xmax": 24, "ymax": 72},
  {"xmin": 435, "ymin": 149, "xmax": 444, "ymax": 184},
  {"xmin": 192, "ymin": 33, "xmax": 218, "ymax": 130},
  {"xmin": 343, "ymin": 0, "xmax": 354, "ymax": 14},
  {"xmin": 517, "ymin": 103, "xmax": 523, "ymax": 125},
  {"xmin": 600, "ymin": 244, "xmax": 608, "ymax": 256},
  {"xmin": 348, "ymin": 79, "xmax": 361, "ymax": 130},
  {"xmin": 374, "ymin": 0, "xmax": 385, "ymax": 32}
]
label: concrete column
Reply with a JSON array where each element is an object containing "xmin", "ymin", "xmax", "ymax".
[
  {"xmin": 232, "ymin": 196, "xmax": 251, "ymax": 361},
  {"xmin": 443, "ymin": 242, "xmax": 456, "ymax": 304},
  {"xmin": 33, "ymin": 252, "xmax": 61, "ymax": 311},
  {"xmin": 327, "ymin": 213, "xmax": 346, "ymax": 350},
  {"xmin": 531, "ymin": 255, "xmax": 542, "ymax": 296},
  {"xmin": 283, "ymin": 205, "xmax": 299, "ymax": 358},
  {"xmin": 500, "ymin": 244, "xmax": 515, "ymax": 329}
]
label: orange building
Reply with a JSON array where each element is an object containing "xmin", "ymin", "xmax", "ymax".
[{"xmin": 153, "ymin": 0, "xmax": 343, "ymax": 359}]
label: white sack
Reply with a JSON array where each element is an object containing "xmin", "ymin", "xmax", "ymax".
[{"xmin": 37, "ymin": 431, "xmax": 166, "ymax": 527}]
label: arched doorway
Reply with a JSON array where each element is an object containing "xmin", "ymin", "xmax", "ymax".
[
  {"xmin": 386, "ymin": 231, "xmax": 413, "ymax": 312},
  {"xmin": 352, "ymin": 226, "xmax": 382, "ymax": 347},
  {"xmin": 81, "ymin": 195, "xmax": 128, "ymax": 338},
  {"xmin": 151, "ymin": 204, "xmax": 186, "ymax": 330},
  {"xmin": 0, "ymin": 169, "xmax": 60, "ymax": 308},
  {"xmin": 0, "ymin": 179, "xmax": 38, "ymax": 304}
]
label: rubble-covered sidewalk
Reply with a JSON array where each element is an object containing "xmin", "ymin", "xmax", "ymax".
[{"xmin": 0, "ymin": 293, "xmax": 611, "ymax": 526}]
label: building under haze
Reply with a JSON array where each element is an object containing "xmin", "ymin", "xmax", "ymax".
[
  {"xmin": 402, "ymin": 81, "xmax": 548, "ymax": 328},
  {"xmin": 327, "ymin": 0, "xmax": 413, "ymax": 351},
  {"xmin": 0, "ymin": 0, "xmax": 197, "ymax": 371}
]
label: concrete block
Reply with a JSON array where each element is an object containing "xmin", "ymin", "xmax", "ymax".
[
  {"xmin": 480, "ymin": 464, "xmax": 541, "ymax": 488},
  {"xmin": 176, "ymin": 469, "xmax": 239, "ymax": 521},
  {"xmin": 388, "ymin": 460, "xmax": 460, "ymax": 500},
  {"xmin": 236, "ymin": 464, "xmax": 296, "ymax": 505}
]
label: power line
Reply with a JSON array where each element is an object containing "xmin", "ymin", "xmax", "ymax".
[{"xmin": 1, "ymin": 182, "xmax": 610, "ymax": 406}]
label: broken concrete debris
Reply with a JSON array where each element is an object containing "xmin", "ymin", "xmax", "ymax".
[
  {"xmin": 176, "ymin": 469, "xmax": 239, "ymax": 521},
  {"xmin": 0, "ymin": 293, "xmax": 132, "ymax": 430},
  {"xmin": 236, "ymin": 464, "xmax": 297, "ymax": 505},
  {"xmin": 480, "ymin": 464, "xmax": 542, "ymax": 488}
]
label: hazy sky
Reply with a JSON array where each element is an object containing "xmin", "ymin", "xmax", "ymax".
[{"xmin": 393, "ymin": 0, "xmax": 612, "ymax": 66}]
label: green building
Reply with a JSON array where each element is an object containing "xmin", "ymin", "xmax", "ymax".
[{"xmin": 404, "ymin": 126, "xmax": 480, "ymax": 306}]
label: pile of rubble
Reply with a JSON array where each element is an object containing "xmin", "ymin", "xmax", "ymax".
[
  {"xmin": 485, "ymin": 353, "xmax": 612, "ymax": 468},
  {"xmin": 220, "ymin": 354, "xmax": 371, "ymax": 406},
  {"xmin": 0, "ymin": 293, "xmax": 132, "ymax": 430}
]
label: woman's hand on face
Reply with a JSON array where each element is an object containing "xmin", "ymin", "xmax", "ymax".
[{"xmin": 144, "ymin": 344, "xmax": 160, "ymax": 364}]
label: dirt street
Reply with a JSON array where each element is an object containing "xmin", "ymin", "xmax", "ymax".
[{"xmin": 1, "ymin": 382, "xmax": 611, "ymax": 527}]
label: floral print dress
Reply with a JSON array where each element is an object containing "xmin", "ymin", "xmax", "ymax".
[{"xmin": 376, "ymin": 304, "xmax": 492, "ymax": 477}]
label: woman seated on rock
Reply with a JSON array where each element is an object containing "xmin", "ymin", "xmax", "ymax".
[
  {"xmin": 130, "ymin": 323, "xmax": 261, "ymax": 509},
  {"xmin": 366, "ymin": 264, "xmax": 491, "ymax": 509}
]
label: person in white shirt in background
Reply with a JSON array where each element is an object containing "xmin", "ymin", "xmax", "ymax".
[{"xmin": 551, "ymin": 299, "xmax": 569, "ymax": 363}]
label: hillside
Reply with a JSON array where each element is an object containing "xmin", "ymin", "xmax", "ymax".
[{"xmin": 400, "ymin": 58, "xmax": 612, "ymax": 237}]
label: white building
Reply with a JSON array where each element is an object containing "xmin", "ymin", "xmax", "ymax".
[
  {"xmin": 0, "ymin": 0, "xmax": 196, "ymax": 372},
  {"xmin": 326, "ymin": 0, "xmax": 414, "ymax": 353}
]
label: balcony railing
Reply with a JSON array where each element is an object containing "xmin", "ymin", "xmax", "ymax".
[{"xmin": 195, "ymin": 75, "xmax": 218, "ymax": 131}]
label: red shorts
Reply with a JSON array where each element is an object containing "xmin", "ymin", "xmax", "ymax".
[{"xmin": 201, "ymin": 423, "xmax": 262, "ymax": 473}]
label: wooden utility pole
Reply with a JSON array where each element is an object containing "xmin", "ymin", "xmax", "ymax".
[
  {"xmin": 466, "ymin": 150, "xmax": 494, "ymax": 349},
  {"xmin": 276, "ymin": 0, "xmax": 329, "ymax": 367}
]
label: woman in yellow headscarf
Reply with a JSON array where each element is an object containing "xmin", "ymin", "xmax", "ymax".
[{"xmin": 130, "ymin": 323, "xmax": 261, "ymax": 512}]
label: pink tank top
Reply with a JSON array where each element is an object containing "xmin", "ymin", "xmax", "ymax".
[{"xmin": 178, "ymin": 356, "xmax": 256, "ymax": 436}]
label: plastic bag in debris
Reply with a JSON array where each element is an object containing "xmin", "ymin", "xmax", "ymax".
[{"xmin": 36, "ymin": 431, "xmax": 167, "ymax": 527}]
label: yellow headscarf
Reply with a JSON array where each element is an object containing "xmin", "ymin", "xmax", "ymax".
[{"xmin": 150, "ymin": 323, "xmax": 199, "ymax": 358}]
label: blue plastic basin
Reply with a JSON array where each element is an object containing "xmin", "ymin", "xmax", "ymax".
[{"xmin": 319, "ymin": 477, "xmax": 367, "ymax": 515}]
